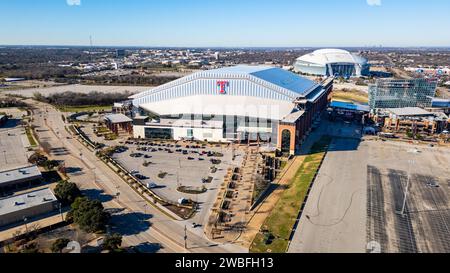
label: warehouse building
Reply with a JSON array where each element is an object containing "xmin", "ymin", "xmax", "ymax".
[
  {"xmin": 0, "ymin": 188, "xmax": 58, "ymax": 227},
  {"xmin": 294, "ymin": 49, "xmax": 370, "ymax": 78},
  {"xmin": 131, "ymin": 65, "xmax": 333, "ymax": 154}
]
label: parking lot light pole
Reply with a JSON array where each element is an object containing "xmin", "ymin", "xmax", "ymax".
[
  {"xmin": 400, "ymin": 159, "xmax": 415, "ymax": 216},
  {"xmin": 58, "ymin": 202, "xmax": 64, "ymax": 222},
  {"xmin": 23, "ymin": 217, "xmax": 28, "ymax": 234}
]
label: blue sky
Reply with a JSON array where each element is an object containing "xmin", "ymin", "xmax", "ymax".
[{"xmin": 1, "ymin": 0, "xmax": 449, "ymax": 47}]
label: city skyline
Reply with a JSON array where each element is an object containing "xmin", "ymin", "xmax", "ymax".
[{"xmin": 1, "ymin": 0, "xmax": 450, "ymax": 47}]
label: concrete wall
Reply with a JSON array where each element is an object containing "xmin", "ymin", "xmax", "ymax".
[
  {"xmin": 133, "ymin": 125, "xmax": 226, "ymax": 142},
  {"xmin": 0, "ymin": 201, "xmax": 57, "ymax": 227},
  {"xmin": 173, "ymin": 127, "xmax": 226, "ymax": 142}
]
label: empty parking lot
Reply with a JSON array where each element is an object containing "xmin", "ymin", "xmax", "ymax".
[{"xmin": 289, "ymin": 118, "xmax": 450, "ymax": 253}]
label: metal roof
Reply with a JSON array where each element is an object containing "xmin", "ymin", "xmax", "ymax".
[
  {"xmin": 330, "ymin": 101, "xmax": 370, "ymax": 112},
  {"xmin": 0, "ymin": 188, "xmax": 57, "ymax": 216},
  {"xmin": 104, "ymin": 114, "xmax": 133, "ymax": 124},
  {"xmin": 387, "ymin": 107, "xmax": 433, "ymax": 116},
  {"xmin": 432, "ymin": 98, "xmax": 450, "ymax": 108},
  {"xmin": 202, "ymin": 65, "xmax": 319, "ymax": 96},
  {"xmin": 132, "ymin": 65, "xmax": 321, "ymax": 106},
  {"xmin": 0, "ymin": 165, "xmax": 42, "ymax": 186},
  {"xmin": 135, "ymin": 95, "xmax": 297, "ymax": 121},
  {"xmin": 282, "ymin": 110, "xmax": 306, "ymax": 123}
]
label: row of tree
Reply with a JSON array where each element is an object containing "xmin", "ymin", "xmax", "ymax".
[{"xmin": 33, "ymin": 91, "xmax": 131, "ymax": 107}]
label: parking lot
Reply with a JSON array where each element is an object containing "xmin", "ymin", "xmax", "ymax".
[
  {"xmin": 289, "ymin": 115, "xmax": 450, "ymax": 253},
  {"xmin": 367, "ymin": 141, "xmax": 450, "ymax": 253},
  {"xmin": 0, "ymin": 108, "xmax": 32, "ymax": 171},
  {"xmin": 112, "ymin": 140, "xmax": 245, "ymax": 224}
]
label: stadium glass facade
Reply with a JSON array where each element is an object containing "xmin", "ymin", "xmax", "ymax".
[{"xmin": 369, "ymin": 78, "xmax": 437, "ymax": 110}]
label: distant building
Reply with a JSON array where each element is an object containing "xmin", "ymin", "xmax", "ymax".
[
  {"xmin": 0, "ymin": 188, "xmax": 58, "ymax": 227},
  {"xmin": 369, "ymin": 78, "xmax": 437, "ymax": 110},
  {"xmin": 294, "ymin": 49, "xmax": 370, "ymax": 78},
  {"xmin": 104, "ymin": 114, "xmax": 133, "ymax": 136},
  {"xmin": 431, "ymin": 98, "xmax": 450, "ymax": 114},
  {"xmin": 116, "ymin": 49, "xmax": 126, "ymax": 58},
  {"xmin": 0, "ymin": 166, "xmax": 43, "ymax": 196}
]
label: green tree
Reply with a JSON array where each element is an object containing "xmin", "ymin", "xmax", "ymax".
[
  {"xmin": 68, "ymin": 197, "xmax": 110, "ymax": 233},
  {"xmin": 51, "ymin": 238, "xmax": 70, "ymax": 253},
  {"xmin": 102, "ymin": 233, "xmax": 123, "ymax": 252},
  {"xmin": 54, "ymin": 181, "xmax": 82, "ymax": 206},
  {"xmin": 21, "ymin": 242, "xmax": 39, "ymax": 253}
]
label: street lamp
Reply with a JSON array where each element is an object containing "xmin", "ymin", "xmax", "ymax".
[
  {"xmin": 58, "ymin": 202, "xmax": 64, "ymax": 222},
  {"xmin": 23, "ymin": 217, "xmax": 28, "ymax": 234},
  {"xmin": 399, "ymin": 159, "xmax": 415, "ymax": 216}
]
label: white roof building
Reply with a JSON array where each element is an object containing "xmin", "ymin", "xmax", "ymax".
[
  {"xmin": 132, "ymin": 65, "xmax": 324, "ymax": 121},
  {"xmin": 130, "ymin": 65, "xmax": 333, "ymax": 153},
  {"xmin": 294, "ymin": 49, "xmax": 370, "ymax": 77}
]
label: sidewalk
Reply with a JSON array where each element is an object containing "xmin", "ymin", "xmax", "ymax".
[
  {"xmin": 238, "ymin": 155, "xmax": 305, "ymax": 248},
  {"xmin": 0, "ymin": 212, "xmax": 68, "ymax": 243}
]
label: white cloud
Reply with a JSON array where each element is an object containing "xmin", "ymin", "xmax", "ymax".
[
  {"xmin": 367, "ymin": 0, "xmax": 382, "ymax": 6},
  {"xmin": 67, "ymin": 0, "xmax": 81, "ymax": 6}
]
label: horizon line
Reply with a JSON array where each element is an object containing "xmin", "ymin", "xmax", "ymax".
[{"xmin": 1, "ymin": 44, "xmax": 450, "ymax": 50}]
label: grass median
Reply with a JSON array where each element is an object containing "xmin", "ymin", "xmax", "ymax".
[
  {"xmin": 25, "ymin": 126, "xmax": 37, "ymax": 146},
  {"xmin": 250, "ymin": 136, "xmax": 331, "ymax": 253}
]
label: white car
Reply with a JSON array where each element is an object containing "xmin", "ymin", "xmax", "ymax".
[{"xmin": 146, "ymin": 183, "xmax": 158, "ymax": 189}]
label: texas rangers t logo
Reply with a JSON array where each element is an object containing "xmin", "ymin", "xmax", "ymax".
[{"xmin": 217, "ymin": 81, "xmax": 229, "ymax": 94}]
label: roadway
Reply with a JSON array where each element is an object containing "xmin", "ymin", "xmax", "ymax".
[
  {"xmin": 288, "ymin": 120, "xmax": 368, "ymax": 253},
  {"xmin": 26, "ymin": 98, "xmax": 246, "ymax": 253}
]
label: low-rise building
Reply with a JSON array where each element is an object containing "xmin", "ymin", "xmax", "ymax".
[
  {"xmin": 104, "ymin": 114, "xmax": 133, "ymax": 136},
  {"xmin": 0, "ymin": 165, "xmax": 43, "ymax": 195},
  {"xmin": 430, "ymin": 98, "xmax": 450, "ymax": 114},
  {"xmin": 0, "ymin": 188, "xmax": 58, "ymax": 227},
  {"xmin": 372, "ymin": 107, "xmax": 449, "ymax": 135}
]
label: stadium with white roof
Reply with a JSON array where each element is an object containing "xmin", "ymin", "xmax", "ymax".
[
  {"xmin": 131, "ymin": 65, "xmax": 333, "ymax": 154},
  {"xmin": 294, "ymin": 49, "xmax": 370, "ymax": 77}
]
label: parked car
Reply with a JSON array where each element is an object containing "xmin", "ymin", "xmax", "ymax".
[{"xmin": 146, "ymin": 183, "xmax": 158, "ymax": 189}]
